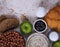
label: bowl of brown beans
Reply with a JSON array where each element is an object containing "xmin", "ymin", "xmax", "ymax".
[{"xmin": 0, "ymin": 30, "xmax": 25, "ymax": 47}]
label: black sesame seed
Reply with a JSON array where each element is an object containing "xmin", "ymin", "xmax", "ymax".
[{"xmin": 34, "ymin": 21, "xmax": 46, "ymax": 31}]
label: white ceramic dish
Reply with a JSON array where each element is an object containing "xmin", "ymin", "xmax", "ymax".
[
  {"xmin": 26, "ymin": 33, "xmax": 50, "ymax": 47},
  {"xmin": 35, "ymin": 7, "xmax": 48, "ymax": 18},
  {"xmin": 48, "ymin": 31, "xmax": 59, "ymax": 42}
]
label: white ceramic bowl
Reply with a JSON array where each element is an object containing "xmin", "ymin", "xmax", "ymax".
[
  {"xmin": 48, "ymin": 31, "xmax": 59, "ymax": 42},
  {"xmin": 26, "ymin": 33, "xmax": 50, "ymax": 47},
  {"xmin": 35, "ymin": 7, "xmax": 48, "ymax": 18},
  {"xmin": 33, "ymin": 19, "xmax": 47, "ymax": 33}
]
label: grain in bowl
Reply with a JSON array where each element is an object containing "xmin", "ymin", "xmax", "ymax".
[{"xmin": 26, "ymin": 33, "xmax": 50, "ymax": 47}]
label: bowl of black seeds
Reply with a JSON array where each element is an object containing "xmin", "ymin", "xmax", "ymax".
[{"xmin": 33, "ymin": 19, "xmax": 47, "ymax": 33}]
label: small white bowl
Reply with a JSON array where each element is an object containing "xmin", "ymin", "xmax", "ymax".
[
  {"xmin": 33, "ymin": 19, "xmax": 47, "ymax": 33},
  {"xmin": 48, "ymin": 31, "xmax": 59, "ymax": 42},
  {"xmin": 35, "ymin": 7, "xmax": 48, "ymax": 18}
]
